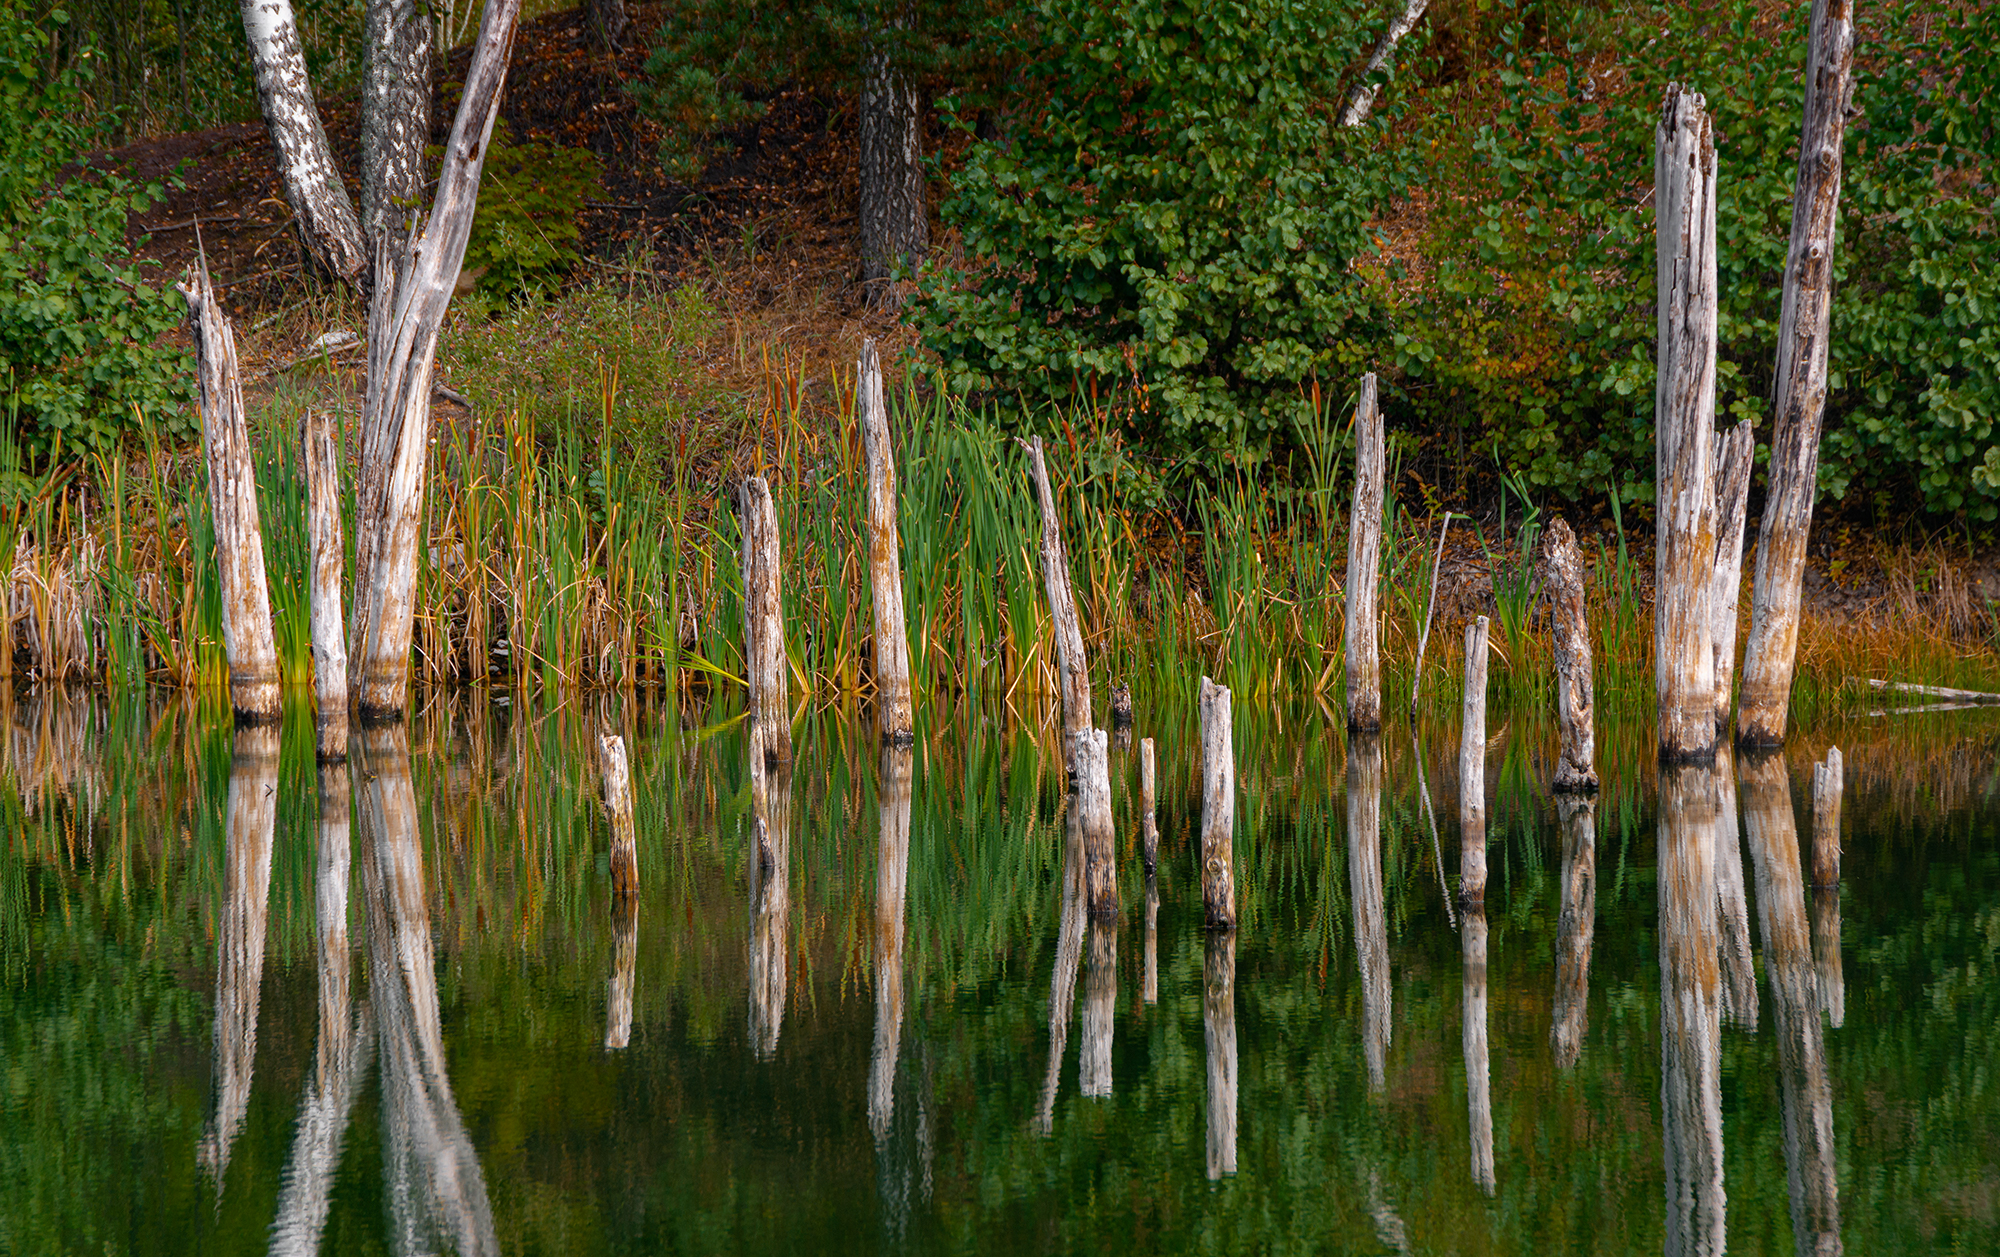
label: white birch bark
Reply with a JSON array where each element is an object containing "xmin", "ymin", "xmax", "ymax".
[
  {"xmin": 360, "ymin": 0, "xmax": 432, "ymax": 249},
  {"xmin": 1338, "ymin": 0, "xmax": 1433, "ymax": 127},
  {"xmin": 239, "ymin": 0, "xmax": 368, "ymax": 284}
]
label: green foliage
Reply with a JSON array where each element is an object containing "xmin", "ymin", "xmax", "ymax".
[
  {"xmin": 456, "ymin": 121, "xmax": 606, "ymax": 297},
  {"xmin": 1390, "ymin": 0, "xmax": 2000, "ymax": 516},
  {"xmin": 0, "ymin": 8, "xmax": 190, "ymax": 461},
  {"xmin": 909, "ymin": 0, "xmax": 1397, "ymax": 468}
]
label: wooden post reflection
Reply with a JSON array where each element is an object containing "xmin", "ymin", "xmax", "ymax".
[
  {"xmin": 198, "ymin": 724, "xmax": 278, "ymax": 1188},
  {"xmin": 1142, "ymin": 879, "xmax": 1159, "ymax": 1006},
  {"xmin": 1080, "ymin": 919, "xmax": 1116, "ymax": 1098},
  {"xmin": 605, "ymin": 897, "xmax": 638, "ymax": 1050},
  {"xmin": 270, "ymin": 756, "xmax": 376, "ymax": 1255},
  {"xmin": 1204, "ymin": 930, "xmax": 1238, "ymax": 1179},
  {"xmin": 1742, "ymin": 751, "xmax": 1842, "ymax": 1257},
  {"xmin": 1813, "ymin": 887, "xmax": 1843, "ymax": 1029},
  {"xmin": 1713, "ymin": 747, "xmax": 1759, "ymax": 1031},
  {"xmin": 1463, "ymin": 904, "xmax": 1495, "ymax": 1195},
  {"xmin": 1347, "ymin": 735, "xmax": 1391, "ymax": 1090},
  {"xmin": 869, "ymin": 744, "xmax": 914, "ymax": 1140},
  {"xmin": 749, "ymin": 757, "xmax": 794, "ymax": 1060},
  {"xmin": 358, "ymin": 722, "xmax": 499, "ymax": 1257},
  {"xmin": 1035, "ymin": 811, "xmax": 1086, "ymax": 1134},
  {"xmin": 1551, "ymin": 796, "xmax": 1596, "ymax": 1068},
  {"xmin": 1658, "ymin": 762, "xmax": 1726, "ymax": 1257}
]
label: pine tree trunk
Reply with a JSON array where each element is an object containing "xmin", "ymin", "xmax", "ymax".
[
  {"xmin": 238, "ymin": 0, "xmax": 368, "ymax": 284},
  {"xmin": 859, "ymin": 24, "xmax": 926, "ymax": 312},
  {"xmin": 360, "ymin": 0, "xmax": 432, "ymax": 248}
]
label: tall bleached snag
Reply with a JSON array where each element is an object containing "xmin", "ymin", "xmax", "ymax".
[
  {"xmin": 1345, "ymin": 374, "xmax": 1385, "ymax": 733},
  {"xmin": 1459, "ymin": 617, "xmax": 1490, "ymax": 907},
  {"xmin": 1709, "ymin": 420, "xmax": 1755, "ymax": 735},
  {"xmin": 859, "ymin": 339, "xmax": 914, "ymax": 742},
  {"xmin": 304, "ymin": 410, "xmax": 348, "ymax": 755},
  {"xmin": 735, "ymin": 476, "xmax": 792, "ymax": 769},
  {"xmin": 183, "ymin": 262, "xmax": 281, "ymax": 723},
  {"xmin": 1539, "ymin": 518, "xmax": 1597, "ymax": 791},
  {"xmin": 1071, "ymin": 728, "xmax": 1119, "ymax": 920},
  {"xmin": 1739, "ymin": 0, "xmax": 1858, "ymax": 749},
  {"xmin": 1198, "ymin": 677, "xmax": 1236, "ymax": 932},
  {"xmin": 1653, "ymin": 84, "xmax": 1721, "ymax": 763},
  {"xmin": 1023, "ymin": 436, "xmax": 1092, "ymax": 753},
  {"xmin": 348, "ymin": 0, "xmax": 523, "ymax": 716}
]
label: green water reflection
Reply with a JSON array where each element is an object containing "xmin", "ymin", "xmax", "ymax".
[{"xmin": 2, "ymin": 691, "xmax": 1997, "ymax": 1255}]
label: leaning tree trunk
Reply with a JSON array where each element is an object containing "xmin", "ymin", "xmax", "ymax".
[
  {"xmin": 348, "ymin": 0, "xmax": 522, "ymax": 717},
  {"xmin": 360, "ymin": 0, "xmax": 432, "ymax": 250},
  {"xmin": 858, "ymin": 18, "xmax": 926, "ymax": 313},
  {"xmin": 1737, "ymin": 0, "xmax": 1858, "ymax": 749},
  {"xmin": 1338, "ymin": 0, "xmax": 1433, "ymax": 127},
  {"xmin": 238, "ymin": 0, "xmax": 368, "ymax": 285}
]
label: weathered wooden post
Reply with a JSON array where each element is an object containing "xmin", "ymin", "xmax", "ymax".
[
  {"xmin": 1658, "ymin": 760, "xmax": 1726, "ymax": 1254},
  {"xmin": 1138, "ymin": 736, "xmax": 1159, "ymax": 879},
  {"xmin": 1204, "ymin": 931, "xmax": 1238, "ymax": 1180},
  {"xmin": 1742, "ymin": 750, "xmax": 1841, "ymax": 1254},
  {"xmin": 599, "ymin": 732, "xmax": 638, "ymax": 898},
  {"xmin": 304, "ymin": 410, "xmax": 348, "ymax": 756},
  {"xmin": 1459, "ymin": 617, "xmax": 1489, "ymax": 907},
  {"xmin": 347, "ymin": 0, "xmax": 523, "ymax": 718},
  {"xmin": 869, "ymin": 743, "xmax": 914, "ymax": 1139},
  {"xmin": 1739, "ymin": 0, "xmax": 1858, "ymax": 749},
  {"xmin": 1655, "ymin": 84, "xmax": 1720, "ymax": 763},
  {"xmin": 1709, "ymin": 420, "xmax": 1755, "ymax": 735},
  {"xmin": 1539, "ymin": 518, "xmax": 1598, "ymax": 791},
  {"xmin": 1198, "ymin": 676, "xmax": 1236, "ymax": 931},
  {"xmin": 1551, "ymin": 795, "xmax": 1596, "ymax": 1068},
  {"xmin": 198, "ymin": 724, "xmax": 280, "ymax": 1183},
  {"xmin": 1072, "ymin": 728, "xmax": 1119, "ymax": 919},
  {"xmin": 1080, "ymin": 919, "xmax": 1116, "ymax": 1099},
  {"xmin": 605, "ymin": 896, "xmax": 637, "ymax": 1050},
  {"xmin": 1348, "ymin": 733, "xmax": 1390, "ymax": 1089},
  {"xmin": 736, "ymin": 476, "xmax": 792, "ymax": 770},
  {"xmin": 1022, "ymin": 436, "xmax": 1092, "ymax": 752},
  {"xmin": 859, "ymin": 339, "xmax": 914, "ymax": 743},
  {"xmin": 1345, "ymin": 374, "xmax": 1385, "ymax": 733},
  {"xmin": 182, "ymin": 263, "xmax": 281, "ymax": 723},
  {"xmin": 1463, "ymin": 902, "xmax": 1495, "ymax": 1196},
  {"xmin": 1811, "ymin": 746, "xmax": 1842, "ymax": 889}
]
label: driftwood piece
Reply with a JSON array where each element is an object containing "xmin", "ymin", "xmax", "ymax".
[
  {"xmin": 1348, "ymin": 734, "xmax": 1390, "ymax": 1089},
  {"xmin": 1709, "ymin": 419, "xmax": 1755, "ymax": 735},
  {"xmin": 1204, "ymin": 931, "xmax": 1238, "ymax": 1180},
  {"xmin": 1138, "ymin": 736, "xmax": 1159, "ymax": 879},
  {"xmin": 1654, "ymin": 85, "xmax": 1721, "ymax": 763},
  {"xmin": 1811, "ymin": 746, "xmax": 1843, "ymax": 889},
  {"xmin": 1345, "ymin": 374, "xmax": 1385, "ymax": 733},
  {"xmin": 600, "ymin": 732, "xmax": 638, "ymax": 898},
  {"xmin": 859, "ymin": 339, "xmax": 914, "ymax": 742},
  {"xmin": 304, "ymin": 410, "xmax": 348, "ymax": 756},
  {"xmin": 1459, "ymin": 617, "xmax": 1489, "ymax": 907},
  {"xmin": 1551, "ymin": 796, "xmax": 1596, "ymax": 1068},
  {"xmin": 1463, "ymin": 903, "xmax": 1495, "ymax": 1196},
  {"xmin": 1198, "ymin": 676, "xmax": 1236, "ymax": 931},
  {"xmin": 1860, "ymin": 678, "xmax": 2000, "ymax": 704},
  {"xmin": 1739, "ymin": 0, "xmax": 1858, "ymax": 749},
  {"xmin": 736, "ymin": 476, "xmax": 792, "ymax": 769},
  {"xmin": 1023, "ymin": 436, "xmax": 1093, "ymax": 752},
  {"xmin": 347, "ymin": 0, "xmax": 523, "ymax": 717},
  {"xmin": 1658, "ymin": 761, "xmax": 1726, "ymax": 1255},
  {"xmin": 1539, "ymin": 518, "xmax": 1598, "ymax": 790},
  {"xmin": 869, "ymin": 743, "xmax": 914, "ymax": 1139},
  {"xmin": 182, "ymin": 263, "xmax": 281, "ymax": 722},
  {"xmin": 1072, "ymin": 728, "xmax": 1119, "ymax": 919}
]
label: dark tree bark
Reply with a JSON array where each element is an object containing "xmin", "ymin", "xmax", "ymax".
[
  {"xmin": 361, "ymin": 0, "xmax": 433, "ymax": 249},
  {"xmin": 589, "ymin": 0, "xmax": 629, "ymax": 50},
  {"xmin": 859, "ymin": 23, "xmax": 927, "ymax": 312}
]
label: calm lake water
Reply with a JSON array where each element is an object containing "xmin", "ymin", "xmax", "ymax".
[{"xmin": 4, "ymin": 689, "xmax": 1997, "ymax": 1255}]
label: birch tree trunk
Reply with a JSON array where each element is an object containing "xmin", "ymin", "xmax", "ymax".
[
  {"xmin": 859, "ymin": 18, "xmax": 926, "ymax": 313},
  {"xmin": 1539, "ymin": 518, "xmax": 1597, "ymax": 791},
  {"xmin": 183, "ymin": 264, "xmax": 281, "ymax": 723},
  {"xmin": 1337, "ymin": 0, "xmax": 1432, "ymax": 127},
  {"xmin": 860, "ymin": 339, "xmax": 914, "ymax": 741},
  {"xmin": 1345, "ymin": 374, "xmax": 1385, "ymax": 733},
  {"xmin": 238, "ymin": 0, "xmax": 368, "ymax": 284},
  {"xmin": 1654, "ymin": 85, "xmax": 1720, "ymax": 763},
  {"xmin": 1023, "ymin": 436, "xmax": 1092, "ymax": 752},
  {"xmin": 1739, "ymin": 0, "xmax": 1858, "ymax": 749},
  {"xmin": 360, "ymin": 0, "xmax": 432, "ymax": 248},
  {"xmin": 348, "ymin": 0, "xmax": 522, "ymax": 717},
  {"xmin": 1709, "ymin": 419, "xmax": 1755, "ymax": 736}
]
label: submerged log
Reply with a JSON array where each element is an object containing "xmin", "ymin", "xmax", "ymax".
[
  {"xmin": 869, "ymin": 743, "xmax": 914, "ymax": 1139},
  {"xmin": 1072, "ymin": 728, "xmax": 1119, "ymax": 919},
  {"xmin": 736, "ymin": 476, "xmax": 792, "ymax": 770},
  {"xmin": 1463, "ymin": 904, "xmax": 1495, "ymax": 1196},
  {"xmin": 1022, "ymin": 436, "xmax": 1093, "ymax": 751},
  {"xmin": 1204, "ymin": 931, "xmax": 1238, "ymax": 1180},
  {"xmin": 859, "ymin": 340, "xmax": 914, "ymax": 743},
  {"xmin": 1459, "ymin": 617, "xmax": 1489, "ymax": 907},
  {"xmin": 1348, "ymin": 734, "xmax": 1390, "ymax": 1089},
  {"xmin": 183, "ymin": 263, "xmax": 281, "ymax": 723},
  {"xmin": 1709, "ymin": 419, "xmax": 1755, "ymax": 735},
  {"xmin": 1861, "ymin": 678, "xmax": 2000, "ymax": 704},
  {"xmin": 1811, "ymin": 746, "xmax": 1843, "ymax": 889},
  {"xmin": 304, "ymin": 410, "xmax": 348, "ymax": 756},
  {"xmin": 1739, "ymin": 0, "xmax": 1858, "ymax": 749},
  {"xmin": 600, "ymin": 732, "xmax": 638, "ymax": 898},
  {"xmin": 1198, "ymin": 676, "xmax": 1236, "ymax": 931},
  {"xmin": 1138, "ymin": 736, "xmax": 1160, "ymax": 879},
  {"xmin": 1658, "ymin": 761, "xmax": 1726, "ymax": 1255},
  {"xmin": 1345, "ymin": 374, "xmax": 1385, "ymax": 733},
  {"xmin": 1654, "ymin": 84, "xmax": 1721, "ymax": 763},
  {"xmin": 1539, "ymin": 518, "xmax": 1598, "ymax": 791},
  {"xmin": 1551, "ymin": 796, "xmax": 1597, "ymax": 1068}
]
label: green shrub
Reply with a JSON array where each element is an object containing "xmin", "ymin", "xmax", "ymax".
[
  {"xmin": 909, "ymin": 0, "xmax": 1397, "ymax": 469},
  {"xmin": 0, "ymin": 8, "xmax": 190, "ymax": 461},
  {"xmin": 456, "ymin": 121, "xmax": 606, "ymax": 297}
]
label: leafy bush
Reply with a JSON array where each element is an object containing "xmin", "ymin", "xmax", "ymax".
[
  {"xmin": 909, "ymin": 0, "xmax": 1397, "ymax": 468},
  {"xmin": 1, "ymin": 8, "xmax": 189, "ymax": 460},
  {"xmin": 456, "ymin": 121, "xmax": 606, "ymax": 297}
]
